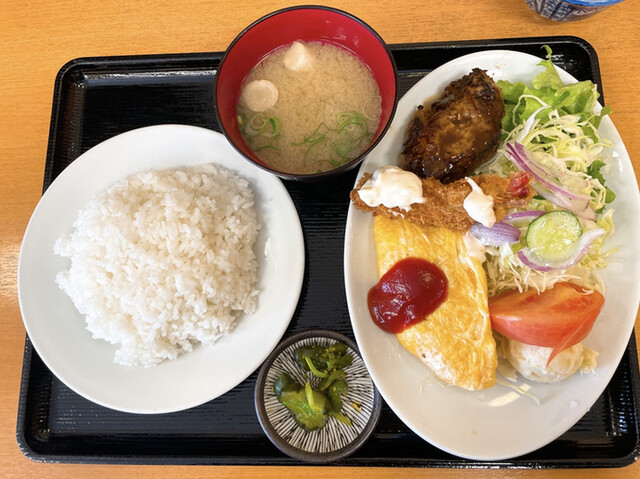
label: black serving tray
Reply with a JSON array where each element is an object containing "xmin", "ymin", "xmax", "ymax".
[{"xmin": 17, "ymin": 36, "xmax": 640, "ymax": 467}]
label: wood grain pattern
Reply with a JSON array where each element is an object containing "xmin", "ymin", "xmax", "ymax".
[{"xmin": 1, "ymin": 1, "xmax": 639, "ymax": 477}]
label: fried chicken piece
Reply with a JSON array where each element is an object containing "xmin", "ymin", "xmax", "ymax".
[
  {"xmin": 350, "ymin": 171, "xmax": 533, "ymax": 232},
  {"xmin": 400, "ymin": 69, "xmax": 505, "ymax": 183}
]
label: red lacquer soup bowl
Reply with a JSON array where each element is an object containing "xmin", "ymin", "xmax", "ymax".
[{"xmin": 214, "ymin": 5, "xmax": 398, "ymax": 181}]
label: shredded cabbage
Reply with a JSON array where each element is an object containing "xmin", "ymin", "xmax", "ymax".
[{"xmin": 477, "ymin": 47, "xmax": 616, "ymax": 296}]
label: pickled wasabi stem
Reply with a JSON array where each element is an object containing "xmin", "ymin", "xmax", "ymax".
[
  {"xmin": 273, "ymin": 342, "xmax": 355, "ymax": 431},
  {"xmin": 273, "ymin": 373, "xmax": 328, "ymax": 431},
  {"xmin": 294, "ymin": 342, "xmax": 353, "ymax": 375}
]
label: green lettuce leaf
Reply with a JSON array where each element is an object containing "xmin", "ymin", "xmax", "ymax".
[
  {"xmin": 499, "ymin": 45, "xmax": 608, "ymax": 141},
  {"xmin": 587, "ymin": 159, "xmax": 616, "ymax": 210}
]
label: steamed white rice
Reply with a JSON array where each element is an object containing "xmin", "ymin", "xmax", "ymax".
[{"xmin": 54, "ymin": 163, "xmax": 260, "ymax": 367}]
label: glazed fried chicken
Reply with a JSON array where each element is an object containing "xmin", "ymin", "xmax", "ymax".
[
  {"xmin": 400, "ymin": 69, "xmax": 505, "ymax": 183},
  {"xmin": 351, "ymin": 172, "xmax": 534, "ymax": 232}
]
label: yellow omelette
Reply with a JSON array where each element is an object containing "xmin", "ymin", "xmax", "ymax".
[{"xmin": 373, "ymin": 215, "xmax": 497, "ymax": 390}]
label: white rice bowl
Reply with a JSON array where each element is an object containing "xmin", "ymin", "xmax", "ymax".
[{"xmin": 54, "ymin": 163, "xmax": 260, "ymax": 367}]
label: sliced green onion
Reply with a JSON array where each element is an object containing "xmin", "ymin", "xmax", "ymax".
[
  {"xmin": 362, "ymin": 95, "xmax": 382, "ymax": 121},
  {"xmin": 291, "ymin": 111, "xmax": 371, "ymax": 167},
  {"xmin": 255, "ymin": 144, "xmax": 277, "ymax": 152},
  {"xmin": 237, "ymin": 108, "xmax": 280, "ymax": 151},
  {"xmin": 267, "ymin": 117, "xmax": 280, "ymax": 138},
  {"xmin": 249, "ymin": 113, "xmax": 268, "ymax": 131}
]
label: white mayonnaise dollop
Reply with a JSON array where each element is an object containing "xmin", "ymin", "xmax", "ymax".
[
  {"xmin": 462, "ymin": 230, "xmax": 486, "ymax": 263},
  {"xmin": 357, "ymin": 166, "xmax": 425, "ymax": 211},
  {"xmin": 283, "ymin": 41, "xmax": 313, "ymax": 72},
  {"xmin": 239, "ymin": 79, "xmax": 279, "ymax": 112},
  {"xmin": 463, "ymin": 177, "xmax": 496, "ymax": 227}
]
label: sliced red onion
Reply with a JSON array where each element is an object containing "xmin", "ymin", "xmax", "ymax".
[
  {"xmin": 516, "ymin": 228, "xmax": 606, "ymax": 272},
  {"xmin": 502, "ymin": 210, "xmax": 547, "ymax": 223},
  {"xmin": 505, "ymin": 142, "xmax": 596, "ymax": 221},
  {"xmin": 506, "ymin": 143, "xmax": 591, "ymax": 201},
  {"xmin": 470, "ymin": 221, "xmax": 521, "ymax": 246},
  {"xmin": 535, "ymin": 184, "xmax": 597, "ymax": 221}
]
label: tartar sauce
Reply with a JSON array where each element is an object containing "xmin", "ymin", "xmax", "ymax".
[
  {"xmin": 463, "ymin": 178, "xmax": 495, "ymax": 227},
  {"xmin": 357, "ymin": 166, "xmax": 425, "ymax": 211}
]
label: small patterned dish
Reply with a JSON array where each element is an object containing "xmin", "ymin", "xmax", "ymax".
[{"xmin": 254, "ymin": 329, "xmax": 381, "ymax": 463}]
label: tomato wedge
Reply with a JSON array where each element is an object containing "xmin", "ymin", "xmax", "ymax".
[{"xmin": 489, "ymin": 282, "xmax": 604, "ymax": 365}]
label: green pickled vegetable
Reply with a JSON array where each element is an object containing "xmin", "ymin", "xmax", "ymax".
[
  {"xmin": 294, "ymin": 343, "xmax": 353, "ymax": 375},
  {"xmin": 326, "ymin": 378, "xmax": 349, "ymax": 412},
  {"xmin": 328, "ymin": 410, "xmax": 353, "ymax": 427},
  {"xmin": 273, "ymin": 341, "xmax": 356, "ymax": 432},
  {"xmin": 318, "ymin": 369, "xmax": 346, "ymax": 391},
  {"xmin": 273, "ymin": 373, "xmax": 328, "ymax": 431}
]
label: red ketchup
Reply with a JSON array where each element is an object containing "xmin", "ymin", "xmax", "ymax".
[{"xmin": 367, "ymin": 257, "xmax": 448, "ymax": 334}]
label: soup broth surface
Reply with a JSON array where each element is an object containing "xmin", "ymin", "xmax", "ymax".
[{"xmin": 237, "ymin": 41, "xmax": 382, "ymax": 174}]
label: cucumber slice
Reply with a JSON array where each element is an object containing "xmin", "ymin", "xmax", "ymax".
[{"xmin": 525, "ymin": 211, "xmax": 583, "ymax": 263}]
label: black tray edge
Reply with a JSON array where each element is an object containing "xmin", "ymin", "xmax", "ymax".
[
  {"xmin": 388, "ymin": 35, "xmax": 602, "ymax": 99},
  {"xmin": 41, "ymin": 51, "xmax": 225, "ymax": 193},
  {"xmin": 16, "ymin": 332, "xmax": 640, "ymax": 468}
]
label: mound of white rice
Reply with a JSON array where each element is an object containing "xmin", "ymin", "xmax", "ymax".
[{"xmin": 54, "ymin": 163, "xmax": 260, "ymax": 367}]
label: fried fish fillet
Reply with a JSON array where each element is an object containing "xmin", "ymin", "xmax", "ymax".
[
  {"xmin": 374, "ymin": 215, "xmax": 497, "ymax": 390},
  {"xmin": 351, "ymin": 171, "xmax": 533, "ymax": 232},
  {"xmin": 400, "ymin": 69, "xmax": 505, "ymax": 183}
]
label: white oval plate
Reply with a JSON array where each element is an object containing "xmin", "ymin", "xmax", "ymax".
[
  {"xmin": 18, "ymin": 125, "xmax": 305, "ymax": 414},
  {"xmin": 344, "ymin": 50, "xmax": 640, "ymax": 460}
]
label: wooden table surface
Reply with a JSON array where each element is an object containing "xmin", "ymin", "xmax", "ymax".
[{"xmin": 2, "ymin": 1, "xmax": 639, "ymax": 477}]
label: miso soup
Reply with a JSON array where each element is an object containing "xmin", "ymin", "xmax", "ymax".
[{"xmin": 236, "ymin": 41, "xmax": 382, "ymax": 174}]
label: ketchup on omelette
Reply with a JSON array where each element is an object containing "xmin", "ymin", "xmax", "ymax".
[{"xmin": 368, "ymin": 257, "xmax": 448, "ymax": 334}]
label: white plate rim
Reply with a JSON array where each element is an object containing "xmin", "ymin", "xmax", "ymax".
[
  {"xmin": 18, "ymin": 124, "xmax": 305, "ymax": 414},
  {"xmin": 344, "ymin": 49, "xmax": 640, "ymax": 460}
]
